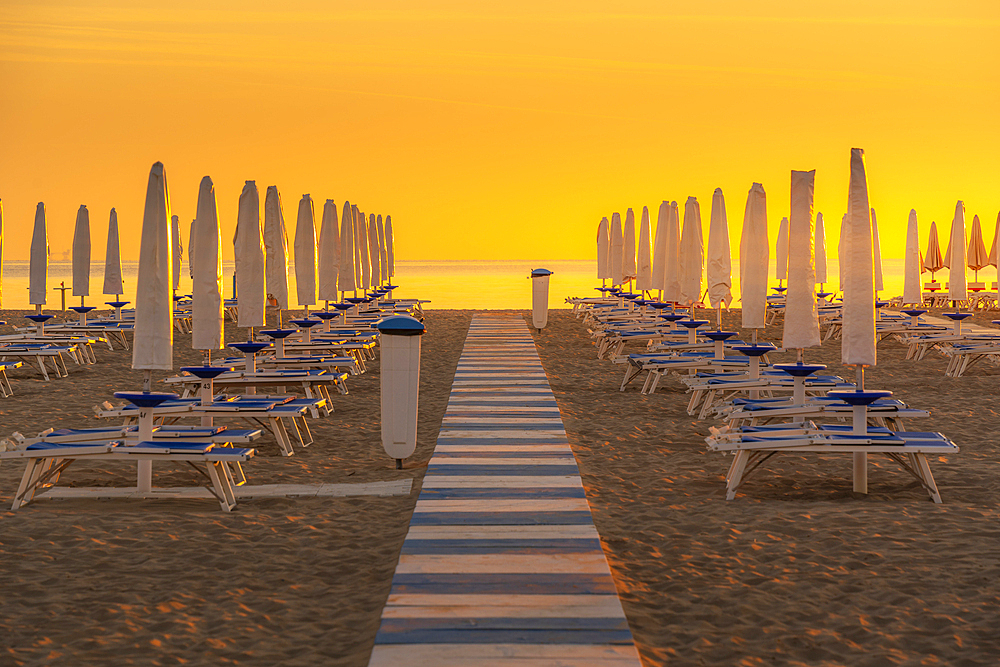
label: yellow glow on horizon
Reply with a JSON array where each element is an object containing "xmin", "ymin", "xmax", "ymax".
[{"xmin": 1, "ymin": 1, "xmax": 998, "ymax": 264}]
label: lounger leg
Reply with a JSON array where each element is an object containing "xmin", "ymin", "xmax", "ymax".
[
  {"xmin": 726, "ymin": 451, "xmax": 750, "ymax": 500},
  {"xmin": 0, "ymin": 371, "xmax": 12, "ymax": 397},
  {"xmin": 11, "ymin": 460, "xmax": 42, "ymax": 510},
  {"xmin": 271, "ymin": 417, "xmax": 294, "ymax": 456},
  {"xmin": 296, "ymin": 415, "xmax": 314, "ymax": 447},
  {"xmin": 914, "ymin": 453, "xmax": 943, "ymax": 503},
  {"xmin": 853, "ymin": 452, "xmax": 868, "ymax": 494},
  {"xmin": 36, "ymin": 357, "xmax": 51, "ymax": 381},
  {"xmin": 207, "ymin": 462, "xmax": 237, "ymax": 511}
]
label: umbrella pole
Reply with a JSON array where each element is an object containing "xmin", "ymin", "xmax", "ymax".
[
  {"xmin": 853, "ymin": 365, "xmax": 868, "ymax": 494},
  {"xmin": 137, "ymin": 369, "xmax": 153, "ymax": 494},
  {"xmin": 716, "ymin": 304, "xmax": 722, "ymax": 329}
]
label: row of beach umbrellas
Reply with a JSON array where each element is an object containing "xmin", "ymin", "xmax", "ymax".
[
  {"xmin": 9, "ymin": 183, "xmax": 394, "ymax": 313},
  {"xmin": 596, "ymin": 192, "xmax": 999, "ymax": 309}
]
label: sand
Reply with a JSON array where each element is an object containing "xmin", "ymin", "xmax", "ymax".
[
  {"xmin": 532, "ymin": 308, "xmax": 1000, "ymax": 666},
  {"xmin": 0, "ymin": 308, "xmax": 471, "ymax": 666},
  {"xmin": 2, "ymin": 305, "xmax": 999, "ymax": 665}
]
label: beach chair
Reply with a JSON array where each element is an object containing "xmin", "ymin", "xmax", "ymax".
[
  {"xmin": 0, "ymin": 344, "xmax": 75, "ymax": 380},
  {"xmin": 2, "ymin": 440, "xmax": 255, "ymax": 511}
]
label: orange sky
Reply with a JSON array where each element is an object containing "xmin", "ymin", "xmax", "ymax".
[{"xmin": 1, "ymin": 1, "xmax": 998, "ymax": 262}]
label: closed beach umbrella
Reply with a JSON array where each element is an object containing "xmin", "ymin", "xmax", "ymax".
[
  {"xmin": 597, "ymin": 217, "xmax": 611, "ymax": 281},
  {"xmin": 317, "ymin": 199, "xmax": 340, "ymax": 302},
  {"xmin": 815, "ymin": 212, "xmax": 828, "ymax": 285},
  {"xmin": 651, "ymin": 204, "xmax": 668, "ymax": 292},
  {"xmin": 0, "ymin": 199, "xmax": 4, "ymax": 306},
  {"xmin": 838, "ymin": 214, "xmax": 849, "ymax": 290},
  {"xmin": 234, "ymin": 181, "xmax": 265, "ymax": 328},
  {"xmin": 663, "ymin": 202, "xmax": 682, "ymax": 302},
  {"xmin": 377, "ymin": 214, "xmax": 388, "ymax": 283},
  {"xmin": 967, "ymin": 214, "xmax": 989, "ymax": 281},
  {"xmin": 678, "ymin": 196, "xmax": 704, "ymax": 306},
  {"xmin": 368, "ymin": 213, "xmax": 381, "ymax": 286},
  {"xmin": 357, "ymin": 208, "xmax": 371, "ymax": 289},
  {"xmin": 989, "ymin": 211, "xmax": 1000, "ymax": 268},
  {"xmin": 903, "ymin": 210, "xmax": 923, "ymax": 305},
  {"xmin": 775, "ymin": 216, "xmax": 789, "ymax": 284},
  {"xmin": 740, "ymin": 184, "xmax": 769, "ymax": 329},
  {"xmin": 339, "ymin": 201, "xmax": 356, "ymax": 292},
  {"xmin": 385, "ymin": 215, "xmax": 395, "ymax": 278},
  {"xmin": 103, "ymin": 209, "xmax": 125, "ymax": 295},
  {"xmin": 871, "ymin": 208, "xmax": 884, "ymax": 292},
  {"xmin": 635, "ymin": 206, "xmax": 653, "ymax": 290},
  {"xmin": 925, "ymin": 221, "xmax": 944, "ymax": 278},
  {"xmin": 263, "ymin": 186, "xmax": 290, "ymax": 310},
  {"xmin": 132, "ymin": 161, "xmax": 173, "ymax": 371},
  {"xmin": 707, "ymin": 188, "xmax": 732, "ymax": 309},
  {"xmin": 623, "ymin": 208, "xmax": 637, "ymax": 282},
  {"xmin": 29, "ymin": 202, "xmax": 48, "ymax": 306},
  {"xmin": 842, "ymin": 148, "xmax": 876, "ymax": 367},
  {"xmin": 72, "ymin": 205, "xmax": 91, "ymax": 298},
  {"xmin": 946, "ymin": 201, "xmax": 967, "ymax": 302},
  {"xmin": 294, "ymin": 194, "xmax": 317, "ymax": 307},
  {"xmin": 783, "ymin": 170, "xmax": 820, "ymax": 350},
  {"xmin": 188, "ymin": 219, "xmax": 195, "ymax": 279},
  {"xmin": 191, "ymin": 176, "xmax": 223, "ymax": 351},
  {"xmin": 171, "ymin": 214, "xmax": 183, "ymax": 292},
  {"xmin": 610, "ymin": 212, "xmax": 624, "ymax": 286}
]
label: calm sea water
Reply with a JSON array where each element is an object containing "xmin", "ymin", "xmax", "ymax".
[{"xmin": 0, "ymin": 258, "xmax": 961, "ymax": 311}]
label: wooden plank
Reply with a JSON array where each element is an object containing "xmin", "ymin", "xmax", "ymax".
[
  {"xmin": 396, "ymin": 553, "xmax": 613, "ymax": 575},
  {"xmin": 404, "ymin": 524, "xmax": 600, "ymax": 540},
  {"xmin": 368, "ymin": 644, "xmax": 642, "ymax": 667},
  {"xmin": 384, "ymin": 594, "xmax": 622, "ymax": 612},
  {"xmin": 421, "ymin": 476, "xmax": 583, "ymax": 488},
  {"xmin": 414, "ymin": 498, "xmax": 591, "ymax": 513}
]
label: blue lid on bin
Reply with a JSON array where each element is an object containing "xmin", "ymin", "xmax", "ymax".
[
  {"xmin": 377, "ymin": 315, "xmax": 425, "ymax": 336},
  {"xmin": 531, "ymin": 268, "xmax": 553, "ymax": 277}
]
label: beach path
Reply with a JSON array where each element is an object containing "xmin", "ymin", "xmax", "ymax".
[{"xmin": 368, "ymin": 315, "xmax": 641, "ymax": 665}]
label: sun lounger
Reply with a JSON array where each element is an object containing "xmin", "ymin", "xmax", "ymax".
[
  {"xmin": 705, "ymin": 425, "xmax": 957, "ymax": 502},
  {"xmin": 2, "ymin": 440, "xmax": 255, "ymax": 511},
  {"xmin": 0, "ymin": 344, "xmax": 76, "ymax": 380}
]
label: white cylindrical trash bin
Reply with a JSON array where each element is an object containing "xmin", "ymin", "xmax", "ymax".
[
  {"xmin": 530, "ymin": 268, "xmax": 553, "ymax": 329},
  {"xmin": 376, "ymin": 315, "xmax": 425, "ymax": 469}
]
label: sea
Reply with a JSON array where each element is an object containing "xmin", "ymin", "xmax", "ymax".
[{"xmin": 0, "ymin": 258, "xmax": 954, "ymax": 311}]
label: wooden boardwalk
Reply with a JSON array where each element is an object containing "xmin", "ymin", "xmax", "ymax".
[{"xmin": 369, "ymin": 315, "xmax": 641, "ymax": 666}]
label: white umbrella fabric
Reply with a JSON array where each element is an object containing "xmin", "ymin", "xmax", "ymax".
[
  {"xmin": 340, "ymin": 201, "xmax": 357, "ymax": 293},
  {"xmin": 294, "ymin": 194, "xmax": 317, "ymax": 308},
  {"xmin": 815, "ymin": 212, "xmax": 828, "ymax": 286},
  {"xmin": 357, "ymin": 208, "xmax": 371, "ymax": 289},
  {"xmin": 29, "ymin": 202, "xmax": 48, "ymax": 306},
  {"xmin": 368, "ymin": 213, "xmax": 381, "ymax": 286},
  {"xmin": 871, "ymin": 208, "xmax": 884, "ymax": 292},
  {"xmin": 651, "ymin": 204, "xmax": 668, "ymax": 292},
  {"xmin": 990, "ymin": 211, "xmax": 1000, "ymax": 268},
  {"xmin": 610, "ymin": 212, "xmax": 624, "ymax": 286},
  {"xmin": 171, "ymin": 214, "xmax": 183, "ymax": 292},
  {"xmin": 0, "ymin": 199, "xmax": 3, "ymax": 307},
  {"xmin": 132, "ymin": 161, "xmax": 174, "ymax": 371},
  {"xmin": 903, "ymin": 209, "xmax": 922, "ymax": 305},
  {"xmin": 72, "ymin": 205, "xmax": 91, "ymax": 298},
  {"xmin": 385, "ymin": 215, "xmax": 395, "ymax": 278},
  {"xmin": 318, "ymin": 199, "xmax": 340, "ymax": 302},
  {"xmin": 263, "ymin": 186, "xmax": 290, "ymax": 311},
  {"xmin": 663, "ymin": 202, "xmax": 682, "ymax": 303},
  {"xmin": 191, "ymin": 176, "xmax": 224, "ymax": 351},
  {"xmin": 678, "ymin": 196, "xmax": 704, "ymax": 307},
  {"xmin": 967, "ymin": 214, "xmax": 989, "ymax": 281},
  {"xmin": 838, "ymin": 214, "xmax": 849, "ymax": 290},
  {"xmin": 623, "ymin": 208, "xmax": 637, "ymax": 283},
  {"xmin": 597, "ymin": 217, "xmax": 611, "ymax": 281},
  {"xmin": 188, "ymin": 219, "xmax": 195, "ymax": 279},
  {"xmin": 841, "ymin": 148, "xmax": 876, "ymax": 368},
  {"xmin": 740, "ymin": 183, "xmax": 768, "ymax": 329},
  {"xmin": 925, "ymin": 221, "xmax": 944, "ymax": 278},
  {"xmin": 947, "ymin": 201, "xmax": 967, "ymax": 302},
  {"xmin": 234, "ymin": 181, "xmax": 266, "ymax": 328},
  {"xmin": 775, "ymin": 216, "xmax": 789, "ymax": 285},
  {"xmin": 782, "ymin": 170, "xmax": 820, "ymax": 350},
  {"xmin": 635, "ymin": 206, "xmax": 653, "ymax": 290},
  {"xmin": 706, "ymin": 188, "xmax": 732, "ymax": 310},
  {"xmin": 377, "ymin": 214, "xmax": 388, "ymax": 283}
]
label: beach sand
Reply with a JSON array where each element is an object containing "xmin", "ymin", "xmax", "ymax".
[
  {"xmin": 0, "ymin": 308, "xmax": 471, "ymax": 666},
  {"xmin": 532, "ymin": 307, "xmax": 1000, "ymax": 666},
  {"xmin": 2, "ymin": 306, "xmax": 999, "ymax": 665}
]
